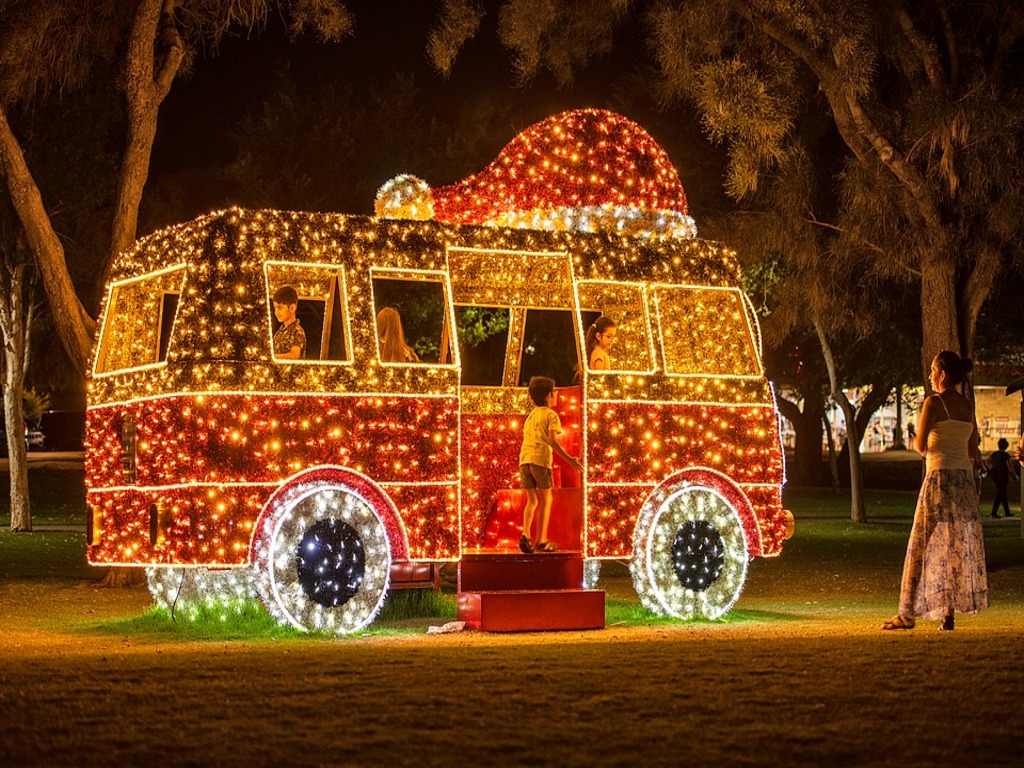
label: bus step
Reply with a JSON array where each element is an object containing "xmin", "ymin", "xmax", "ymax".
[
  {"xmin": 457, "ymin": 589, "xmax": 605, "ymax": 632},
  {"xmin": 458, "ymin": 551, "xmax": 584, "ymax": 592}
]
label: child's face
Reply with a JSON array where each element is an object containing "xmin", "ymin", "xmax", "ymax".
[
  {"xmin": 597, "ymin": 327, "xmax": 616, "ymax": 350},
  {"xmin": 546, "ymin": 390, "xmax": 558, "ymax": 408},
  {"xmin": 274, "ymin": 302, "xmax": 297, "ymax": 324}
]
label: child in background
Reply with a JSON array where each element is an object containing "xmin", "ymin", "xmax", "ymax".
[
  {"xmin": 272, "ymin": 285, "xmax": 306, "ymax": 360},
  {"xmin": 987, "ymin": 438, "xmax": 1018, "ymax": 518},
  {"xmin": 585, "ymin": 315, "xmax": 617, "ymax": 370},
  {"xmin": 518, "ymin": 376, "xmax": 583, "ymax": 553},
  {"xmin": 376, "ymin": 307, "xmax": 420, "ymax": 363}
]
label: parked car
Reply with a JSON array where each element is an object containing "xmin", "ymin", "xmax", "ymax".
[
  {"xmin": 37, "ymin": 410, "xmax": 86, "ymax": 452},
  {"xmin": 26, "ymin": 424, "xmax": 45, "ymax": 451}
]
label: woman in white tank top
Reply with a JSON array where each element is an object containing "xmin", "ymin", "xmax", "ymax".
[{"xmin": 883, "ymin": 351, "xmax": 987, "ymax": 631}]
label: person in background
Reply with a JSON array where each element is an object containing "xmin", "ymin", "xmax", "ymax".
[
  {"xmin": 585, "ymin": 316, "xmax": 617, "ymax": 370},
  {"xmin": 883, "ymin": 350, "xmax": 987, "ymax": 632},
  {"xmin": 986, "ymin": 438, "xmax": 1018, "ymax": 518},
  {"xmin": 272, "ymin": 285, "xmax": 305, "ymax": 360},
  {"xmin": 376, "ymin": 307, "xmax": 420, "ymax": 363},
  {"xmin": 517, "ymin": 376, "xmax": 583, "ymax": 554}
]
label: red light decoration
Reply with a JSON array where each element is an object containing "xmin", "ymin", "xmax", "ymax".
[
  {"xmin": 86, "ymin": 109, "xmax": 792, "ymax": 629},
  {"xmin": 426, "ymin": 108, "xmax": 697, "ymax": 239}
]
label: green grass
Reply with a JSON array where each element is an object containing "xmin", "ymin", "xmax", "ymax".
[
  {"xmin": 783, "ymin": 485, "xmax": 919, "ymax": 520},
  {"xmin": 0, "ymin": 529, "xmax": 94, "ymax": 580},
  {"xmin": 81, "ymin": 589, "xmax": 461, "ymax": 642},
  {"xmin": 376, "ymin": 587, "xmax": 458, "ymax": 623},
  {"xmin": 0, "ymin": 469, "xmax": 86, "ymax": 527},
  {"xmin": 3, "ymin": 466, "xmax": 1021, "ymax": 640},
  {"xmin": 85, "ymin": 601, "xmax": 308, "ymax": 642},
  {"xmin": 603, "ymin": 598, "xmax": 785, "ymax": 625}
]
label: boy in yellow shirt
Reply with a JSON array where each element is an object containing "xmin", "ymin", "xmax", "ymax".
[{"xmin": 518, "ymin": 376, "xmax": 583, "ymax": 553}]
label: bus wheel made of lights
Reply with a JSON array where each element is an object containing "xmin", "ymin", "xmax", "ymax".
[
  {"xmin": 631, "ymin": 482, "xmax": 749, "ymax": 620},
  {"xmin": 252, "ymin": 476, "xmax": 392, "ymax": 634},
  {"xmin": 146, "ymin": 566, "xmax": 258, "ymax": 620}
]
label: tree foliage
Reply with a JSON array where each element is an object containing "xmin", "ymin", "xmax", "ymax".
[
  {"xmin": 433, "ymin": 0, "xmax": 1024, "ymax": 383},
  {"xmin": 0, "ymin": 0, "xmax": 352, "ymax": 375}
]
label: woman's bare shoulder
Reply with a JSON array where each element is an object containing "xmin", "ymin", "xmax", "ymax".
[{"xmin": 937, "ymin": 392, "xmax": 973, "ymax": 422}]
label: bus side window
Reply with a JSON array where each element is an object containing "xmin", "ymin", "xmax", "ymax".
[
  {"xmin": 372, "ymin": 274, "xmax": 454, "ymax": 365},
  {"xmin": 652, "ymin": 286, "xmax": 761, "ymax": 377},
  {"xmin": 576, "ymin": 281, "xmax": 653, "ymax": 373},
  {"xmin": 95, "ymin": 266, "xmax": 186, "ymax": 375},
  {"xmin": 454, "ymin": 305, "xmax": 511, "ymax": 386},
  {"xmin": 518, "ymin": 309, "xmax": 579, "ymax": 387},
  {"xmin": 264, "ymin": 267, "xmax": 350, "ymax": 363}
]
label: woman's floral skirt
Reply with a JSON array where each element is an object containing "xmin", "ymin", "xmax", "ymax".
[{"xmin": 899, "ymin": 468, "xmax": 988, "ymax": 621}]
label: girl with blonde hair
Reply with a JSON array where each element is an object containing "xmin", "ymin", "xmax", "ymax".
[{"xmin": 376, "ymin": 307, "xmax": 420, "ymax": 363}]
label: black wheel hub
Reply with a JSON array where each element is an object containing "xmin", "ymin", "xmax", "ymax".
[
  {"xmin": 671, "ymin": 520, "xmax": 725, "ymax": 592},
  {"xmin": 296, "ymin": 519, "xmax": 366, "ymax": 608}
]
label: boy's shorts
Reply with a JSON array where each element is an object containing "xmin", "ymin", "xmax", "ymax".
[{"xmin": 520, "ymin": 463, "xmax": 553, "ymax": 490}]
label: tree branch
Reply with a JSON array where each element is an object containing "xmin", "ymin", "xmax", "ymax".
[
  {"xmin": 844, "ymin": 94, "xmax": 944, "ymax": 234},
  {"xmin": 154, "ymin": 0, "xmax": 185, "ymax": 100},
  {"xmin": 958, "ymin": 239, "xmax": 1004, "ymax": 356},
  {"xmin": 749, "ymin": 13, "xmax": 873, "ymax": 161},
  {"xmin": 893, "ymin": 3, "xmax": 944, "ymax": 90},
  {"xmin": 106, "ymin": 0, "xmax": 185, "ymax": 283},
  {"xmin": 936, "ymin": 0, "xmax": 959, "ymax": 89},
  {"xmin": 0, "ymin": 105, "xmax": 95, "ymax": 374}
]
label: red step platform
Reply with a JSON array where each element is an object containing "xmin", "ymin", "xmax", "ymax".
[{"xmin": 457, "ymin": 551, "xmax": 605, "ymax": 632}]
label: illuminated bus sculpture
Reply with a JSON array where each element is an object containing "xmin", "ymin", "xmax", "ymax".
[{"xmin": 86, "ymin": 109, "xmax": 790, "ymax": 633}]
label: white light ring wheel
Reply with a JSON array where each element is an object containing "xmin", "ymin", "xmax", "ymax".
[
  {"xmin": 146, "ymin": 566, "xmax": 257, "ymax": 618},
  {"xmin": 631, "ymin": 485, "xmax": 748, "ymax": 620},
  {"xmin": 253, "ymin": 480, "xmax": 391, "ymax": 634}
]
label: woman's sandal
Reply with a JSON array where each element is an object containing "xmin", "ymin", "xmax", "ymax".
[
  {"xmin": 518, "ymin": 535, "xmax": 533, "ymax": 554},
  {"xmin": 881, "ymin": 615, "xmax": 915, "ymax": 630},
  {"xmin": 535, "ymin": 540, "xmax": 559, "ymax": 553}
]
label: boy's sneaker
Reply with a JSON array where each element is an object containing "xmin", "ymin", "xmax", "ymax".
[{"xmin": 518, "ymin": 535, "xmax": 533, "ymax": 554}]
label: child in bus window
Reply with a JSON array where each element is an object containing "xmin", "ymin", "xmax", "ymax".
[
  {"xmin": 586, "ymin": 315, "xmax": 617, "ymax": 370},
  {"xmin": 518, "ymin": 376, "xmax": 583, "ymax": 553},
  {"xmin": 376, "ymin": 307, "xmax": 420, "ymax": 363},
  {"xmin": 272, "ymin": 285, "xmax": 306, "ymax": 360}
]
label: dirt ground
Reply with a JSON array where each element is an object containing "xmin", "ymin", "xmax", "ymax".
[{"xmin": 2, "ymin": 554, "xmax": 1023, "ymax": 767}]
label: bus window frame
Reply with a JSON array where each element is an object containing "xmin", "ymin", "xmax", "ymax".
[
  {"xmin": 574, "ymin": 279, "xmax": 657, "ymax": 376},
  {"xmin": 369, "ymin": 266, "xmax": 460, "ymax": 370},
  {"xmin": 650, "ymin": 283, "xmax": 764, "ymax": 379},
  {"xmin": 264, "ymin": 260, "xmax": 354, "ymax": 366},
  {"xmin": 452, "ymin": 303, "xmax": 513, "ymax": 388},
  {"xmin": 156, "ymin": 290, "xmax": 180, "ymax": 363},
  {"xmin": 92, "ymin": 263, "xmax": 188, "ymax": 378},
  {"xmin": 516, "ymin": 305, "xmax": 585, "ymax": 389}
]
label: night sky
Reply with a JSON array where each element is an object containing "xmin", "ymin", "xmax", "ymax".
[{"xmin": 147, "ymin": 1, "xmax": 729, "ymax": 230}]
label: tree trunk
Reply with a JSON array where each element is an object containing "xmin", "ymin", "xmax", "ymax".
[
  {"xmin": 823, "ymin": 412, "xmax": 840, "ymax": 493},
  {"xmin": 0, "ymin": 263, "xmax": 31, "ymax": 532},
  {"xmin": 919, "ymin": 257, "xmax": 960, "ymax": 380},
  {"xmin": 0, "ymin": 1, "xmax": 184, "ymax": 374},
  {"xmin": 99, "ymin": 0, "xmax": 184, "ymax": 291},
  {"xmin": 891, "ymin": 385, "xmax": 905, "ymax": 450},
  {"xmin": 98, "ymin": 568, "xmax": 147, "ymax": 588},
  {"xmin": 815, "ymin": 320, "xmax": 867, "ymax": 523},
  {"xmin": 777, "ymin": 393, "xmax": 825, "ymax": 485},
  {"xmin": 0, "ymin": 106, "xmax": 95, "ymax": 374}
]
